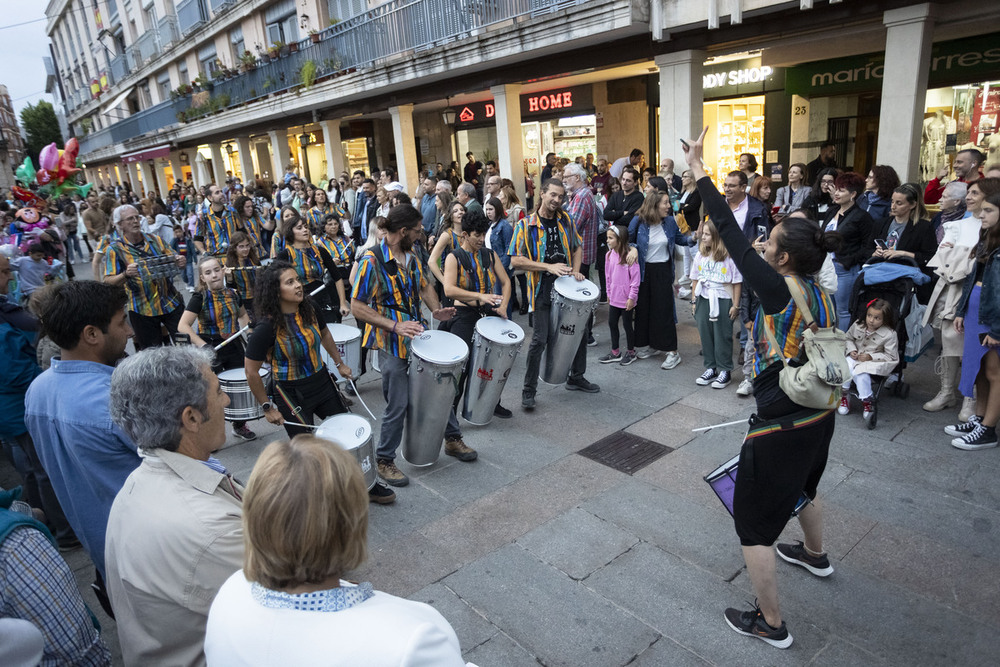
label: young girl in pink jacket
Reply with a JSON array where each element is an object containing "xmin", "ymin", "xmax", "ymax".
[{"xmin": 599, "ymin": 224, "xmax": 642, "ymax": 366}]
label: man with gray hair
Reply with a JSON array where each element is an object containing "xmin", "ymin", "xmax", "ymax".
[
  {"xmin": 105, "ymin": 346, "xmax": 243, "ymax": 667},
  {"xmin": 456, "ymin": 182, "xmax": 483, "ymax": 218}
]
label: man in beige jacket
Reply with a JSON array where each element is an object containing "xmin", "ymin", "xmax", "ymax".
[{"xmin": 105, "ymin": 346, "xmax": 244, "ymax": 666}]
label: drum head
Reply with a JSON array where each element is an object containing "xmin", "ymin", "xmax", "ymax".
[
  {"xmin": 411, "ymin": 330, "xmax": 468, "ymax": 363},
  {"xmin": 553, "ymin": 275, "xmax": 599, "ymax": 301},
  {"xmin": 315, "ymin": 414, "xmax": 371, "ymax": 450},
  {"xmin": 327, "ymin": 323, "xmax": 361, "ymax": 342},
  {"xmin": 218, "ymin": 368, "xmax": 248, "ymax": 381},
  {"xmin": 475, "ymin": 316, "xmax": 525, "ymax": 344}
]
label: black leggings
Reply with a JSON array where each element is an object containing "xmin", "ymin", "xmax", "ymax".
[
  {"xmin": 608, "ymin": 305, "xmax": 634, "ymax": 351},
  {"xmin": 129, "ymin": 306, "xmax": 184, "ymax": 350},
  {"xmin": 273, "ymin": 368, "xmax": 346, "ymax": 437}
]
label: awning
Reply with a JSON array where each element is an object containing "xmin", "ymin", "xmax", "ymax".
[
  {"xmin": 122, "ymin": 144, "xmax": 172, "ymax": 164},
  {"xmin": 101, "ymin": 86, "xmax": 134, "ymax": 115}
]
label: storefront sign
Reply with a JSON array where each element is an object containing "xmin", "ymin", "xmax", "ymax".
[
  {"xmin": 455, "ymin": 86, "xmax": 594, "ymax": 127},
  {"xmin": 786, "ymin": 32, "xmax": 1000, "ymax": 96},
  {"xmin": 701, "ymin": 58, "xmax": 781, "ymax": 99}
]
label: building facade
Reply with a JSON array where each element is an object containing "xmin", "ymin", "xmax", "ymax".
[
  {"xmin": 0, "ymin": 84, "xmax": 27, "ymax": 193},
  {"xmin": 44, "ymin": 0, "xmax": 1000, "ymax": 198}
]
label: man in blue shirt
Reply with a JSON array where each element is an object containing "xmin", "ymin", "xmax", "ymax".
[
  {"xmin": 24, "ymin": 280, "xmax": 140, "ymax": 600},
  {"xmin": 352, "ymin": 178, "xmax": 377, "ymax": 245},
  {"xmin": 419, "ymin": 177, "xmax": 438, "ymax": 234}
]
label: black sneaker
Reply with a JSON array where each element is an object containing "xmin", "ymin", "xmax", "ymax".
[
  {"xmin": 494, "ymin": 403, "xmax": 513, "ymax": 418},
  {"xmin": 598, "ymin": 351, "xmax": 622, "ymax": 364},
  {"xmin": 951, "ymin": 423, "xmax": 999, "ymax": 451},
  {"xmin": 233, "ymin": 424, "xmax": 257, "ymax": 441},
  {"xmin": 696, "ymin": 368, "xmax": 717, "ymax": 386},
  {"xmin": 711, "ymin": 370, "xmax": 732, "ymax": 389},
  {"xmin": 566, "ymin": 377, "xmax": 600, "ymax": 393},
  {"xmin": 522, "ymin": 392, "xmax": 536, "ymax": 410},
  {"xmin": 724, "ymin": 605, "xmax": 793, "ymax": 649},
  {"xmin": 368, "ymin": 481, "xmax": 396, "ymax": 505},
  {"xmin": 776, "ymin": 541, "xmax": 834, "ymax": 577},
  {"xmin": 944, "ymin": 414, "xmax": 982, "ymax": 437}
]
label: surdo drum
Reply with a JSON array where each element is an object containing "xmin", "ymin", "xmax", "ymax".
[
  {"xmin": 403, "ymin": 330, "xmax": 469, "ymax": 466},
  {"xmin": 463, "ymin": 317, "xmax": 525, "ymax": 425},
  {"xmin": 540, "ymin": 275, "xmax": 599, "ymax": 385},
  {"xmin": 218, "ymin": 367, "xmax": 271, "ymax": 422},
  {"xmin": 315, "ymin": 414, "xmax": 377, "ymax": 490}
]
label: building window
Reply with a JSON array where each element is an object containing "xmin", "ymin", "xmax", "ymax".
[
  {"xmin": 178, "ymin": 60, "xmax": 188, "ymax": 85},
  {"xmin": 327, "ymin": 0, "xmax": 366, "ymax": 22},
  {"xmin": 157, "ymin": 72, "xmax": 171, "ymax": 102},
  {"xmin": 265, "ymin": 0, "xmax": 298, "ymax": 46},
  {"xmin": 197, "ymin": 44, "xmax": 218, "ymax": 75},
  {"xmin": 229, "ymin": 26, "xmax": 244, "ymax": 63}
]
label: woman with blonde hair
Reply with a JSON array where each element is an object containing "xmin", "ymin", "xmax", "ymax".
[
  {"xmin": 498, "ymin": 183, "xmax": 529, "ymax": 313},
  {"xmin": 204, "ymin": 436, "xmax": 468, "ymax": 665}
]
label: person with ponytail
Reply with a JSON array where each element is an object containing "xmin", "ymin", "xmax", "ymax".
[{"xmin": 683, "ymin": 127, "xmax": 842, "ymax": 651}]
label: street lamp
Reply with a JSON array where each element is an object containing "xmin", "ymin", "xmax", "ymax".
[
  {"xmin": 442, "ymin": 96, "xmax": 456, "ymax": 126},
  {"xmin": 299, "ymin": 132, "xmax": 311, "ymax": 183}
]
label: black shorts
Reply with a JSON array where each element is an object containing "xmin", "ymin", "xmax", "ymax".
[{"xmin": 733, "ymin": 408, "xmax": 836, "ymax": 547}]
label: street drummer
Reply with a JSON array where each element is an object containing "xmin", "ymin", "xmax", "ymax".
[
  {"xmin": 178, "ymin": 256, "xmax": 255, "ymax": 441},
  {"xmin": 442, "ymin": 208, "xmax": 513, "ymax": 425},
  {"xmin": 224, "ymin": 231, "xmax": 261, "ymax": 324},
  {"xmin": 510, "ymin": 178, "xmax": 600, "ymax": 410},
  {"xmin": 102, "ymin": 204, "xmax": 186, "ymax": 350},
  {"xmin": 351, "ymin": 205, "xmax": 457, "ymax": 489},
  {"xmin": 243, "ymin": 260, "xmax": 396, "ymax": 505},
  {"xmin": 194, "ymin": 184, "xmax": 239, "ymax": 256}
]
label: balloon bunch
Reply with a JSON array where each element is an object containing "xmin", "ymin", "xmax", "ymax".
[{"xmin": 14, "ymin": 137, "xmax": 93, "ymax": 201}]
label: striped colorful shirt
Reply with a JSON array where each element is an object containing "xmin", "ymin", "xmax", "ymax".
[
  {"xmin": 245, "ymin": 310, "xmax": 327, "ymax": 383},
  {"xmin": 233, "ymin": 213, "xmax": 267, "ymax": 256},
  {"xmin": 185, "ymin": 288, "xmax": 243, "ymax": 338},
  {"xmin": 199, "ymin": 207, "xmax": 238, "ymax": 255},
  {"xmin": 453, "ymin": 247, "xmax": 497, "ymax": 297},
  {"xmin": 305, "ymin": 204, "xmax": 346, "ymax": 232},
  {"xmin": 270, "ymin": 233, "xmax": 285, "ymax": 258},
  {"xmin": 351, "ymin": 239, "xmax": 427, "ymax": 359},
  {"xmin": 508, "ymin": 209, "xmax": 581, "ymax": 312},
  {"xmin": 104, "ymin": 233, "xmax": 183, "ymax": 317},
  {"xmin": 751, "ymin": 276, "xmax": 836, "ymax": 377},
  {"xmin": 95, "ymin": 229, "xmax": 121, "ymax": 254},
  {"xmin": 317, "ymin": 235, "xmax": 354, "ymax": 267},
  {"xmin": 282, "ymin": 244, "xmax": 326, "ymax": 284},
  {"xmin": 225, "ymin": 258, "xmax": 259, "ymax": 302}
]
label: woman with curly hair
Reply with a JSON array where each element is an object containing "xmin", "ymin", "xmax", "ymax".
[{"xmin": 859, "ymin": 165, "xmax": 900, "ymax": 224}]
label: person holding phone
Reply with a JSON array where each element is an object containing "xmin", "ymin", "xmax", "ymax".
[{"xmin": 872, "ymin": 183, "xmax": 938, "ymax": 303}]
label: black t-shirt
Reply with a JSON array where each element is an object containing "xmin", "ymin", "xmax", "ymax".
[{"xmin": 540, "ymin": 215, "xmax": 566, "ymax": 264}]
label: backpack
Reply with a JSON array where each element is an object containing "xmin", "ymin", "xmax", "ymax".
[{"xmin": 762, "ymin": 277, "xmax": 850, "ymax": 411}]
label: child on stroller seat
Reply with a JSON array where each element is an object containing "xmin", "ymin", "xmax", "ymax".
[{"xmin": 839, "ymin": 298, "xmax": 900, "ymax": 420}]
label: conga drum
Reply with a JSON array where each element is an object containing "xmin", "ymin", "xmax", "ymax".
[
  {"xmin": 463, "ymin": 317, "xmax": 525, "ymax": 425},
  {"xmin": 322, "ymin": 323, "xmax": 362, "ymax": 380},
  {"xmin": 541, "ymin": 275, "xmax": 599, "ymax": 385},
  {"xmin": 315, "ymin": 414, "xmax": 376, "ymax": 490},
  {"xmin": 402, "ymin": 330, "xmax": 469, "ymax": 466},
  {"xmin": 219, "ymin": 367, "xmax": 271, "ymax": 422}
]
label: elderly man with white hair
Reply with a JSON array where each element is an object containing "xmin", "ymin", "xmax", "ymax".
[
  {"xmin": 105, "ymin": 346, "xmax": 244, "ymax": 667},
  {"xmin": 102, "ymin": 204, "xmax": 186, "ymax": 349},
  {"xmin": 456, "ymin": 182, "xmax": 484, "ymax": 217}
]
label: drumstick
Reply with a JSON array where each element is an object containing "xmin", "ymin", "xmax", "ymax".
[
  {"xmin": 289, "ymin": 423, "xmax": 321, "ymax": 430},
  {"xmin": 214, "ymin": 325, "xmax": 251, "ymax": 351},
  {"xmin": 691, "ymin": 419, "xmax": 748, "ymax": 433},
  {"xmin": 347, "ymin": 379, "xmax": 377, "ymax": 421},
  {"xmin": 310, "ymin": 283, "xmax": 327, "ymax": 296}
]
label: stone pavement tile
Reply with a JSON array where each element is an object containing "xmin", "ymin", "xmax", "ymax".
[
  {"xmin": 214, "ymin": 435, "xmax": 274, "ymax": 481},
  {"xmin": 514, "ymin": 390, "xmax": 654, "ymax": 450},
  {"xmin": 444, "ymin": 543, "xmax": 660, "ymax": 667},
  {"xmin": 775, "ymin": 500, "xmax": 878, "ymax": 562},
  {"xmin": 825, "ymin": 471, "xmax": 1000, "ymax": 559},
  {"xmin": 807, "ymin": 638, "xmax": 888, "ymax": 666},
  {"xmin": 419, "ymin": 454, "xmax": 624, "ymax": 566},
  {"xmin": 474, "ymin": 433, "xmax": 569, "ymax": 478},
  {"xmin": 349, "ymin": 531, "xmax": 461, "ymax": 599},
  {"xmin": 729, "ymin": 560, "xmax": 997, "ymax": 664},
  {"xmin": 408, "ymin": 582, "xmax": 500, "ymax": 652},
  {"xmin": 629, "ymin": 636, "xmax": 712, "ymax": 665},
  {"xmin": 516, "ymin": 507, "xmax": 640, "ymax": 580},
  {"xmin": 585, "ymin": 541, "xmax": 830, "ymax": 664},
  {"xmin": 677, "ymin": 385, "xmax": 758, "ymax": 418},
  {"xmin": 625, "ymin": 403, "xmax": 740, "ymax": 450},
  {"xmin": 411, "ymin": 455, "xmax": 518, "ymax": 505},
  {"xmin": 367, "ymin": 478, "xmax": 456, "ymax": 543},
  {"xmin": 956, "ymin": 461, "xmax": 1000, "ymax": 508},
  {"xmin": 842, "ymin": 522, "xmax": 1000, "ymax": 627},
  {"xmin": 462, "ymin": 631, "xmax": 542, "ymax": 667},
  {"xmin": 580, "ymin": 478, "xmax": 745, "ymax": 579}
]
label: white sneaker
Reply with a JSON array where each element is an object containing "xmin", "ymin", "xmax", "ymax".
[
  {"xmin": 635, "ymin": 346, "xmax": 655, "ymax": 360},
  {"xmin": 736, "ymin": 377, "xmax": 753, "ymax": 396},
  {"xmin": 678, "ymin": 287, "xmax": 692, "ymax": 300},
  {"xmin": 661, "ymin": 351, "xmax": 681, "ymax": 370}
]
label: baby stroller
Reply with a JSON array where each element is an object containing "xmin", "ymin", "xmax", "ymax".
[{"xmin": 845, "ymin": 258, "xmax": 921, "ymax": 429}]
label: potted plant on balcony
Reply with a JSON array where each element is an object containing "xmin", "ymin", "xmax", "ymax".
[
  {"xmin": 240, "ymin": 50, "xmax": 257, "ymax": 72},
  {"xmin": 309, "ymin": 29, "xmax": 320, "ymax": 44},
  {"xmin": 299, "ymin": 60, "xmax": 317, "ymax": 89},
  {"xmin": 271, "ymin": 41, "xmax": 286, "ymax": 58},
  {"xmin": 288, "ymin": 41, "xmax": 299, "ymax": 54}
]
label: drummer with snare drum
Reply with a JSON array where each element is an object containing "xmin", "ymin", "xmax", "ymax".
[
  {"xmin": 243, "ymin": 260, "xmax": 396, "ymax": 505},
  {"xmin": 351, "ymin": 205, "xmax": 455, "ymax": 490},
  {"xmin": 510, "ymin": 178, "xmax": 600, "ymax": 410},
  {"xmin": 441, "ymin": 208, "xmax": 513, "ymax": 426}
]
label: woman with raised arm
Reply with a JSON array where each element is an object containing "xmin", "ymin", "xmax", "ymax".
[{"xmin": 682, "ymin": 127, "xmax": 841, "ymax": 651}]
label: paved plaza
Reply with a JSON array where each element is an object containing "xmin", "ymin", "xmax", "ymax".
[{"xmin": 6, "ymin": 271, "xmax": 996, "ymax": 666}]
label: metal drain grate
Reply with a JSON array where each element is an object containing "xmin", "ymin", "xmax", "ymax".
[{"xmin": 577, "ymin": 431, "xmax": 672, "ymax": 474}]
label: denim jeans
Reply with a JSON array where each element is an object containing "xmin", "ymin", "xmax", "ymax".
[
  {"xmin": 377, "ymin": 351, "xmax": 410, "ymax": 461},
  {"xmin": 834, "ymin": 261, "xmax": 860, "ymax": 331}
]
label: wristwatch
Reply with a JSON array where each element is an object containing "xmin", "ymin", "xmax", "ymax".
[{"xmin": 261, "ymin": 401, "xmax": 275, "ymax": 412}]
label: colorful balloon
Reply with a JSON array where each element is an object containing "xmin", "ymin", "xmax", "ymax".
[
  {"xmin": 58, "ymin": 138, "xmax": 81, "ymax": 181},
  {"xmin": 14, "ymin": 157, "xmax": 35, "ymax": 184},
  {"xmin": 38, "ymin": 143, "xmax": 60, "ymax": 171}
]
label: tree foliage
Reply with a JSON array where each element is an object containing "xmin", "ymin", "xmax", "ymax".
[{"xmin": 20, "ymin": 101, "xmax": 63, "ymax": 165}]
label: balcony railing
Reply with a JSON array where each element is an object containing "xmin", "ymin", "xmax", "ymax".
[
  {"xmin": 178, "ymin": 0, "xmax": 209, "ymax": 36},
  {"xmin": 158, "ymin": 14, "xmax": 181, "ymax": 49},
  {"xmin": 109, "ymin": 54, "xmax": 128, "ymax": 84},
  {"xmin": 129, "ymin": 30, "xmax": 159, "ymax": 69}
]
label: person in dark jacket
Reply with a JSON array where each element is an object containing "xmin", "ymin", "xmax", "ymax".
[
  {"xmin": 872, "ymin": 183, "xmax": 939, "ymax": 303},
  {"xmin": 603, "ymin": 167, "xmax": 645, "ymax": 229},
  {"xmin": 858, "ymin": 165, "xmax": 900, "ymax": 226},
  {"xmin": 824, "ymin": 173, "xmax": 876, "ymax": 330}
]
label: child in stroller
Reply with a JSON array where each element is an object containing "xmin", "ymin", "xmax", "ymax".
[{"xmin": 839, "ymin": 298, "xmax": 900, "ymax": 421}]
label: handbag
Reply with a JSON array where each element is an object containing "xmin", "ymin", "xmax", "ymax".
[
  {"xmin": 675, "ymin": 210, "xmax": 689, "ymax": 235},
  {"xmin": 761, "ymin": 277, "xmax": 850, "ymax": 410}
]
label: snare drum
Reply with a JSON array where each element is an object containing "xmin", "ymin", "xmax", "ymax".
[
  {"xmin": 315, "ymin": 414, "xmax": 376, "ymax": 490},
  {"xmin": 541, "ymin": 275, "xmax": 599, "ymax": 384},
  {"xmin": 403, "ymin": 330, "xmax": 469, "ymax": 466},
  {"xmin": 219, "ymin": 367, "xmax": 271, "ymax": 422},
  {"xmin": 463, "ymin": 317, "xmax": 525, "ymax": 425},
  {"xmin": 322, "ymin": 323, "xmax": 362, "ymax": 380}
]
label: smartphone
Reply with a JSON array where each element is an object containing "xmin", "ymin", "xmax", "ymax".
[
  {"xmin": 680, "ymin": 139, "xmax": 690, "ymax": 150},
  {"xmin": 874, "ymin": 238, "xmax": 887, "ymax": 250}
]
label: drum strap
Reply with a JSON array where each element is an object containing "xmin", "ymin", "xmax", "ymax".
[{"xmin": 370, "ymin": 248, "xmax": 420, "ymax": 321}]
